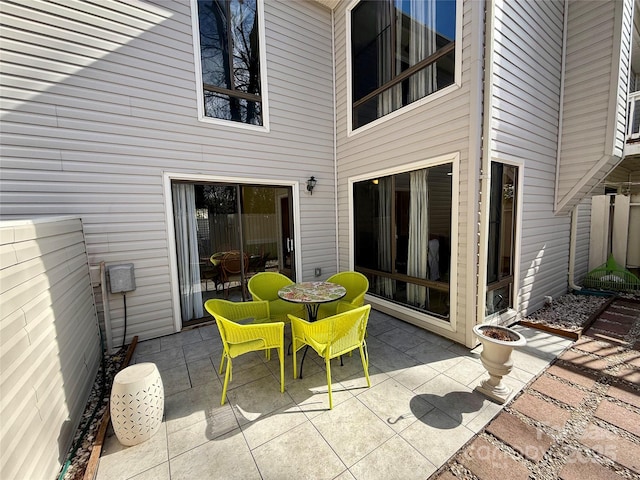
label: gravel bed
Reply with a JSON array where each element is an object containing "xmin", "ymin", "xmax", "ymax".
[
  {"xmin": 58, "ymin": 347, "xmax": 127, "ymax": 480},
  {"xmin": 522, "ymin": 292, "xmax": 612, "ymax": 331}
]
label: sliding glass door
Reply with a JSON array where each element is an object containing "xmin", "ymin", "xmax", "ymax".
[
  {"xmin": 172, "ymin": 180, "xmax": 294, "ymax": 324},
  {"xmin": 353, "ymin": 162, "xmax": 453, "ymax": 319}
]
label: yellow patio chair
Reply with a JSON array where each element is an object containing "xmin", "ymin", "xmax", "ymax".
[
  {"xmin": 289, "ymin": 304, "xmax": 371, "ymax": 409},
  {"xmin": 247, "ymin": 271, "xmax": 306, "ymax": 323},
  {"xmin": 204, "ymin": 299, "xmax": 285, "ymax": 405},
  {"xmin": 317, "ymin": 271, "xmax": 369, "ymax": 319}
]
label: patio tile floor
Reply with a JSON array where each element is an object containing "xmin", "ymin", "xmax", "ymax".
[{"xmin": 96, "ymin": 310, "xmax": 573, "ymax": 480}]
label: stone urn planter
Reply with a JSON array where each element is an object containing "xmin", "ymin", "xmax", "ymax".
[{"xmin": 473, "ymin": 324, "xmax": 526, "ymax": 404}]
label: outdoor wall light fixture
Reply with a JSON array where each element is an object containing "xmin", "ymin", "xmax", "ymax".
[{"xmin": 306, "ymin": 176, "xmax": 317, "ymax": 194}]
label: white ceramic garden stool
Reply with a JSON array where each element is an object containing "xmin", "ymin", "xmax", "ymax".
[{"xmin": 110, "ymin": 362, "xmax": 164, "ymax": 446}]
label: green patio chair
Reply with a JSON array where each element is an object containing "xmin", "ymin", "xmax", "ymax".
[
  {"xmin": 289, "ymin": 304, "xmax": 371, "ymax": 409},
  {"xmin": 204, "ymin": 299, "xmax": 284, "ymax": 405},
  {"xmin": 247, "ymin": 272, "xmax": 306, "ymax": 323},
  {"xmin": 317, "ymin": 271, "xmax": 369, "ymax": 319}
]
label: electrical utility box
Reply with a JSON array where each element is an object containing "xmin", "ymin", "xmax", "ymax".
[{"xmin": 107, "ymin": 264, "xmax": 136, "ymax": 293}]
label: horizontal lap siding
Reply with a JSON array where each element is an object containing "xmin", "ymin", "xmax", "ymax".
[
  {"xmin": 0, "ymin": 0, "xmax": 336, "ymax": 342},
  {"xmin": 557, "ymin": 0, "xmax": 632, "ymax": 213},
  {"xmin": 333, "ymin": 0, "xmax": 475, "ymax": 344},
  {"xmin": 0, "ymin": 217, "xmax": 101, "ymax": 479},
  {"xmin": 491, "ymin": 0, "xmax": 568, "ymax": 316}
]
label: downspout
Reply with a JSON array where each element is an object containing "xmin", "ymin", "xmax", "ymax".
[
  {"xmin": 476, "ymin": 0, "xmax": 494, "ymax": 335},
  {"xmin": 332, "ymin": 8, "xmax": 339, "ymax": 273}
]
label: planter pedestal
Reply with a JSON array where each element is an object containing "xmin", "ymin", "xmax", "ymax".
[{"xmin": 473, "ymin": 325, "xmax": 526, "ymax": 404}]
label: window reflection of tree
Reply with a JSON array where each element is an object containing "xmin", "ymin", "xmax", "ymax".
[
  {"xmin": 202, "ymin": 185, "xmax": 237, "ymax": 214},
  {"xmin": 198, "ymin": 0, "xmax": 261, "ymax": 124}
]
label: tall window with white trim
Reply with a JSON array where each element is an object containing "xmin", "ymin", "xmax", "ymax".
[
  {"xmin": 486, "ymin": 163, "xmax": 519, "ymax": 315},
  {"xmin": 353, "ymin": 163, "xmax": 453, "ymax": 318},
  {"xmin": 350, "ymin": 0, "xmax": 457, "ymax": 130},
  {"xmin": 195, "ymin": 0, "xmax": 263, "ymax": 125}
]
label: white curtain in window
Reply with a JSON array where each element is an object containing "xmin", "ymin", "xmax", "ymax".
[
  {"xmin": 408, "ymin": 0, "xmax": 437, "ymax": 102},
  {"xmin": 378, "ymin": 2, "xmax": 401, "ymax": 116},
  {"xmin": 407, "ymin": 169, "xmax": 429, "ymax": 306},
  {"xmin": 377, "ymin": 177, "xmax": 394, "ymax": 297},
  {"xmin": 172, "ymin": 183, "xmax": 203, "ymax": 321}
]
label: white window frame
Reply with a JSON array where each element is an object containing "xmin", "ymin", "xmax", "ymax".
[
  {"xmin": 347, "ymin": 152, "xmax": 460, "ymax": 332},
  {"xmin": 190, "ymin": 0, "xmax": 270, "ymax": 132},
  {"xmin": 477, "ymin": 158, "xmax": 524, "ymax": 327},
  {"xmin": 163, "ymin": 172, "xmax": 299, "ymax": 332},
  {"xmin": 345, "ymin": 0, "xmax": 463, "ymax": 137}
]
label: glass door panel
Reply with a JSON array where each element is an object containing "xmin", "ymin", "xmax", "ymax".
[
  {"xmin": 240, "ymin": 185, "xmax": 294, "ymax": 279},
  {"xmin": 173, "ymin": 180, "xmax": 294, "ymax": 325}
]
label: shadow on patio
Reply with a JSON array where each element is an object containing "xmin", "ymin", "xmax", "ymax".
[{"xmin": 95, "ymin": 309, "xmax": 572, "ymax": 480}]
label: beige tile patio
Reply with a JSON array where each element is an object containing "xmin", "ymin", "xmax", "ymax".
[
  {"xmin": 159, "ymin": 329, "xmax": 204, "ymax": 350},
  {"xmin": 169, "ymin": 429, "xmax": 260, "ymax": 480},
  {"xmin": 134, "ymin": 345, "xmax": 186, "ymax": 372},
  {"xmin": 399, "ymin": 407, "xmax": 476, "ymax": 467},
  {"xmin": 339, "ymin": 364, "xmax": 391, "ymax": 393},
  {"xmin": 226, "ymin": 374, "xmax": 295, "ymax": 425},
  {"xmin": 160, "ymin": 363, "xmax": 192, "ymax": 397},
  {"xmin": 167, "ymin": 403, "xmax": 238, "ymax": 458},
  {"xmin": 240, "ymin": 402, "xmax": 308, "ymax": 449},
  {"xmin": 442, "ymin": 356, "xmax": 487, "ymax": 387},
  {"xmin": 164, "ymin": 382, "xmax": 226, "ymax": 434},
  {"xmin": 405, "ymin": 343, "xmax": 466, "ymax": 373},
  {"xmin": 511, "ymin": 325, "xmax": 572, "ymax": 356},
  {"xmin": 186, "ymin": 356, "xmax": 219, "ymax": 387},
  {"xmin": 333, "ymin": 470, "xmax": 357, "ymax": 480},
  {"xmin": 183, "ymin": 337, "xmax": 221, "ymax": 363},
  {"xmin": 375, "ymin": 326, "xmax": 431, "ymax": 351},
  {"xmin": 133, "ymin": 337, "xmax": 161, "ymax": 357},
  {"xmin": 285, "ymin": 369, "xmax": 355, "ymax": 417},
  {"xmin": 310, "ymin": 396, "xmax": 395, "ymax": 467},
  {"xmin": 97, "ymin": 318, "xmax": 570, "ymax": 480},
  {"xmin": 413, "ymin": 374, "xmax": 490, "ymax": 426},
  {"xmin": 393, "ymin": 362, "xmax": 440, "ymax": 390},
  {"xmin": 366, "ymin": 337, "xmax": 421, "ymax": 375},
  {"xmin": 349, "ymin": 435, "xmax": 437, "ymax": 480},
  {"xmin": 96, "ymin": 423, "xmax": 168, "ymax": 480},
  {"xmin": 252, "ymin": 421, "xmax": 346, "ymax": 480},
  {"xmin": 509, "ymin": 347, "xmax": 560, "ymax": 375},
  {"xmin": 357, "ymin": 377, "xmax": 434, "ymax": 433},
  {"xmin": 130, "ymin": 462, "xmax": 170, "ymax": 480}
]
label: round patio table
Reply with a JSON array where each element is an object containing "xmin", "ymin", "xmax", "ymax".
[
  {"xmin": 277, "ymin": 281, "xmax": 346, "ymax": 322},
  {"xmin": 278, "ymin": 281, "xmax": 347, "ymax": 378}
]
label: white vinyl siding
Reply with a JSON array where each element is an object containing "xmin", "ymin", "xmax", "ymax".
[
  {"xmin": 0, "ymin": 0, "xmax": 335, "ymax": 343},
  {"xmin": 334, "ymin": 0, "xmax": 472, "ymax": 345},
  {"xmin": 489, "ymin": 0, "xmax": 569, "ymax": 316},
  {"xmin": 556, "ymin": 0, "xmax": 633, "ymax": 214},
  {"xmin": 0, "ymin": 217, "xmax": 101, "ymax": 479}
]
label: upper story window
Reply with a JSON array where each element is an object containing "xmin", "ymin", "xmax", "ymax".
[
  {"xmin": 350, "ymin": 0, "xmax": 457, "ymax": 130},
  {"xmin": 193, "ymin": 0, "xmax": 265, "ymax": 127}
]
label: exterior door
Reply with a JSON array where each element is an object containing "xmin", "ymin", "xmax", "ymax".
[{"xmin": 172, "ymin": 180, "xmax": 295, "ymax": 325}]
